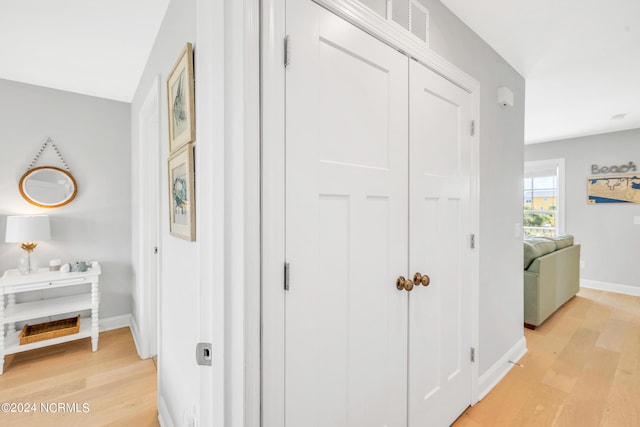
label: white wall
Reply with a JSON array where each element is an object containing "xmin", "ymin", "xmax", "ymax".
[
  {"xmin": 0, "ymin": 79, "xmax": 132, "ymax": 320},
  {"xmin": 130, "ymin": 0, "xmax": 204, "ymax": 425},
  {"xmin": 132, "ymin": 0, "xmax": 256, "ymax": 424},
  {"xmin": 525, "ymin": 128, "xmax": 640, "ymax": 288}
]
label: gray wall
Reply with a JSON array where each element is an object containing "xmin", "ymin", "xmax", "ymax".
[
  {"xmin": 525, "ymin": 128, "xmax": 640, "ymax": 287},
  {"xmin": 130, "ymin": 0, "xmax": 198, "ymax": 423},
  {"xmin": 0, "ymin": 78, "xmax": 132, "ymax": 319}
]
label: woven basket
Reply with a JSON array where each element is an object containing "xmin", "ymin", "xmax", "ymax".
[{"xmin": 19, "ymin": 315, "xmax": 81, "ymax": 345}]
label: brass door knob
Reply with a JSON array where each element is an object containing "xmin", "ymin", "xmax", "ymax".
[
  {"xmin": 413, "ymin": 272, "xmax": 431, "ymax": 287},
  {"xmin": 396, "ymin": 276, "xmax": 414, "ymax": 291}
]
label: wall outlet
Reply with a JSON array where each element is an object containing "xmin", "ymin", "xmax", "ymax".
[{"xmin": 580, "ymin": 260, "xmax": 585, "ymax": 269}]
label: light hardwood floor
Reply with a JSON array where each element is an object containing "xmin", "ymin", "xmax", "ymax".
[
  {"xmin": 2, "ymin": 289, "xmax": 638, "ymax": 427},
  {"xmin": 0, "ymin": 327, "xmax": 158, "ymax": 427},
  {"xmin": 454, "ymin": 288, "xmax": 640, "ymax": 427}
]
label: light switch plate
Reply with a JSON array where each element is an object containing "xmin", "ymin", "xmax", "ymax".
[{"xmin": 634, "ymin": 216, "xmax": 640, "ymax": 225}]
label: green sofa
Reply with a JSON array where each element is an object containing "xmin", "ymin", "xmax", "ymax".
[{"xmin": 523, "ymin": 235, "xmax": 580, "ymax": 329}]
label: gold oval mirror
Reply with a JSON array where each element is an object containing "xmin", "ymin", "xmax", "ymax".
[{"xmin": 19, "ymin": 166, "xmax": 78, "ymax": 208}]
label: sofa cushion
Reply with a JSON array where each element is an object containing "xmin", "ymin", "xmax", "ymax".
[
  {"xmin": 544, "ymin": 234, "xmax": 574, "ymax": 249},
  {"xmin": 524, "ymin": 238, "xmax": 557, "ymax": 269}
]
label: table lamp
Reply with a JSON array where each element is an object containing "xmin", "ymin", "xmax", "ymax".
[{"xmin": 5, "ymin": 215, "xmax": 51, "ymax": 274}]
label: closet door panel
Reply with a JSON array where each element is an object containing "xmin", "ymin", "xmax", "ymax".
[
  {"xmin": 408, "ymin": 59, "xmax": 473, "ymax": 427},
  {"xmin": 285, "ymin": 1, "xmax": 409, "ymax": 426}
]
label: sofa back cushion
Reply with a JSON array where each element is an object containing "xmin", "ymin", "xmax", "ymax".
[
  {"xmin": 544, "ymin": 234, "xmax": 574, "ymax": 249},
  {"xmin": 524, "ymin": 238, "xmax": 557, "ymax": 269}
]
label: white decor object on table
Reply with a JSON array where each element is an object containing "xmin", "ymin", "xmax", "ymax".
[
  {"xmin": 4, "ymin": 215, "xmax": 51, "ymax": 274},
  {"xmin": 0, "ymin": 262, "xmax": 101, "ymax": 375},
  {"xmin": 49, "ymin": 259, "xmax": 62, "ymax": 271}
]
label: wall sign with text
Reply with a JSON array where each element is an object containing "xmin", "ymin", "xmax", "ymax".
[{"xmin": 591, "ymin": 161, "xmax": 636, "ymax": 175}]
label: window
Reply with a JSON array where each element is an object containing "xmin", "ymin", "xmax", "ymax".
[{"xmin": 524, "ymin": 159, "xmax": 564, "ymax": 237}]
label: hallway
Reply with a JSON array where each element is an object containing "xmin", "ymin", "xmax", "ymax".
[{"xmin": 0, "ymin": 328, "xmax": 157, "ymax": 426}]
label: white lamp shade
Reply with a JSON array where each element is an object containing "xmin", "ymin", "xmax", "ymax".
[{"xmin": 5, "ymin": 215, "xmax": 51, "ymax": 243}]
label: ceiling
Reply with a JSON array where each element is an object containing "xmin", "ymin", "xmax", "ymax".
[
  {"xmin": 439, "ymin": 0, "xmax": 640, "ymax": 144},
  {"xmin": 1, "ymin": 1, "xmax": 638, "ymax": 144},
  {"xmin": 0, "ymin": 0, "xmax": 169, "ymax": 103}
]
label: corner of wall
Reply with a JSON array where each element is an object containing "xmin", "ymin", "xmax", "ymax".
[
  {"xmin": 99, "ymin": 314, "xmax": 132, "ymax": 333},
  {"xmin": 98, "ymin": 314, "xmax": 149, "ymax": 360},
  {"xmin": 477, "ymin": 336, "xmax": 527, "ymax": 402},
  {"xmin": 128, "ymin": 314, "xmax": 146, "ymax": 359}
]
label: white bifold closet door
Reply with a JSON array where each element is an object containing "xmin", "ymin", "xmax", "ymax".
[
  {"xmin": 284, "ymin": 1, "xmax": 472, "ymax": 426},
  {"xmin": 408, "ymin": 60, "xmax": 473, "ymax": 427},
  {"xmin": 285, "ymin": 1, "xmax": 409, "ymax": 425}
]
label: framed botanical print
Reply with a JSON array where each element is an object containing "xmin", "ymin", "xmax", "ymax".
[
  {"xmin": 168, "ymin": 143, "xmax": 195, "ymax": 241},
  {"xmin": 167, "ymin": 42, "xmax": 195, "ymax": 153}
]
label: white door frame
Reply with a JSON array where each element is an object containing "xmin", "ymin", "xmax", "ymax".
[
  {"xmin": 261, "ymin": 1, "xmax": 480, "ymax": 425},
  {"xmin": 135, "ymin": 75, "xmax": 161, "ymax": 360}
]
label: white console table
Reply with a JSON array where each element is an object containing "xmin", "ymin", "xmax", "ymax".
[{"xmin": 0, "ymin": 263, "xmax": 101, "ymax": 375}]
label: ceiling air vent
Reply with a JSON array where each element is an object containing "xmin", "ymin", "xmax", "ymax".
[
  {"xmin": 390, "ymin": 0, "xmax": 429, "ymax": 44},
  {"xmin": 391, "ymin": 0, "xmax": 410, "ymax": 31},
  {"xmin": 410, "ymin": 1, "xmax": 429, "ymax": 42}
]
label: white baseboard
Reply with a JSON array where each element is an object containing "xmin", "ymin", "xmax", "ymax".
[
  {"xmin": 129, "ymin": 315, "xmax": 145, "ymax": 359},
  {"xmin": 158, "ymin": 395, "xmax": 175, "ymax": 427},
  {"xmin": 581, "ymin": 279, "xmax": 640, "ymax": 297},
  {"xmin": 477, "ymin": 336, "xmax": 527, "ymax": 401},
  {"xmin": 99, "ymin": 314, "xmax": 151, "ymax": 360},
  {"xmin": 99, "ymin": 314, "xmax": 131, "ymax": 332}
]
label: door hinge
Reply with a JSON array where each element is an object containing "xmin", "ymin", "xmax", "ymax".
[
  {"xmin": 470, "ymin": 234, "xmax": 476, "ymax": 249},
  {"xmin": 284, "ymin": 35, "xmax": 290, "ymax": 68},
  {"xmin": 284, "ymin": 262, "xmax": 290, "ymax": 291},
  {"xmin": 471, "ymin": 347, "xmax": 476, "ymax": 363},
  {"xmin": 470, "ymin": 120, "xmax": 476, "ymax": 136}
]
